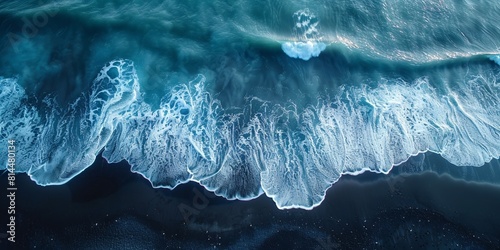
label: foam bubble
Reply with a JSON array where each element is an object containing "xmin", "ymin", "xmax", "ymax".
[
  {"xmin": 281, "ymin": 41, "xmax": 326, "ymax": 60},
  {"xmin": 281, "ymin": 9, "xmax": 327, "ymax": 60}
]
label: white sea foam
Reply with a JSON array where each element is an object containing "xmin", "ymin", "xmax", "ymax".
[
  {"xmin": 281, "ymin": 41, "xmax": 326, "ymax": 60},
  {"xmin": 281, "ymin": 9, "xmax": 327, "ymax": 60},
  {"xmin": 1, "ymin": 59, "xmax": 499, "ymax": 209}
]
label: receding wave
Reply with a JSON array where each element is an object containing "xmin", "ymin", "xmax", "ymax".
[{"xmin": 1, "ymin": 56, "xmax": 499, "ymax": 209}]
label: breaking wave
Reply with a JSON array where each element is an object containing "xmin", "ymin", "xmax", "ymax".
[
  {"xmin": 281, "ymin": 9, "xmax": 327, "ymax": 60},
  {"xmin": 1, "ymin": 57, "xmax": 499, "ymax": 209}
]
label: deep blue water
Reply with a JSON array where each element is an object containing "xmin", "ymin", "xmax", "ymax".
[{"xmin": 0, "ymin": 0, "xmax": 499, "ymax": 248}]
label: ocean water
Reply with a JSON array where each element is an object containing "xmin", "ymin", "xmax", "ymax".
[{"xmin": 0, "ymin": 0, "xmax": 500, "ymax": 248}]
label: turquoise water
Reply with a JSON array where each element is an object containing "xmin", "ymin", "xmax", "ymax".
[{"xmin": 0, "ymin": 0, "xmax": 499, "ymax": 209}]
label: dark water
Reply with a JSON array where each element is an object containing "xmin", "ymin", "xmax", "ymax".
[
  {"xmin": 0, "ymin": 0, "xmax": 500, "ymax": 248},
  {"xmin": 1, "ymin": 154, "xmax": 500, "ymax": 249}
]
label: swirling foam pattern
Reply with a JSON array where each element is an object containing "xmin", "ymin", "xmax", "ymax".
[{"xmin": 1, "ymin": 58, "xmax": 499, "ymax": 209}]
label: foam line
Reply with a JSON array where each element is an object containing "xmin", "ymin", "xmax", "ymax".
[{"xmin": 1, "ymin": 58, "xmax": 499, "ymax": 209}]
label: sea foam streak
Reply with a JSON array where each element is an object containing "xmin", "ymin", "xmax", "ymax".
[{"xmin": 1, "ymin": 59, "xmax": 499, "ymax": 209}]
